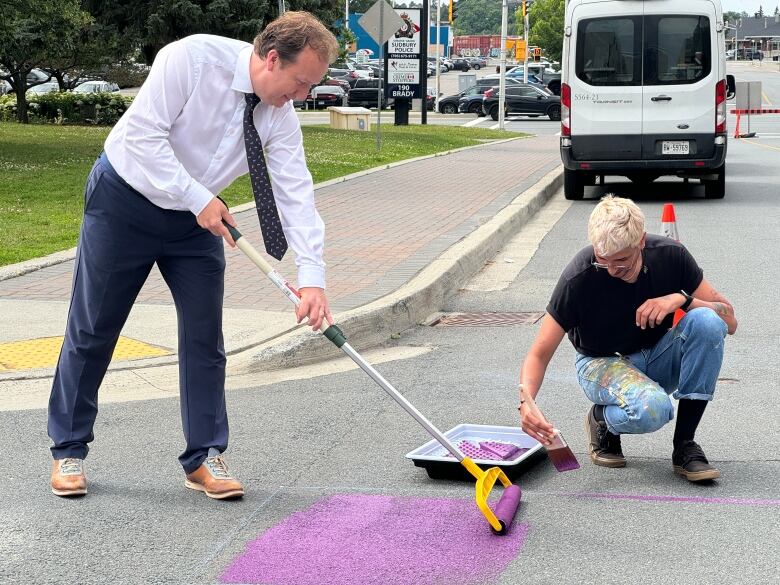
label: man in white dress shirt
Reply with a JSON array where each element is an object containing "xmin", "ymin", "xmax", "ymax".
[{"xmin": 48, "ymin": 11, "xmax": 339, "ymax": 499}]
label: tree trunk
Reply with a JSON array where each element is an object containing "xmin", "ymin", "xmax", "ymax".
[{"xmin": 12, "ymin": 72, "xmax": 29, "ymax": 124}]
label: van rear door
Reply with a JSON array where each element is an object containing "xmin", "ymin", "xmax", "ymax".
[
  {"xmin": 641, "ymin": 2, "xmax": 718, "ymax": 160},
  {"xmin": 569, "ymin": 1, "xmax": 643, "ymax": 161}
]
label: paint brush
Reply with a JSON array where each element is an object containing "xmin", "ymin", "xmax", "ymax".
[{"xmin": 545, "ymin": 430, "xmax": 580, "ymax": 472}]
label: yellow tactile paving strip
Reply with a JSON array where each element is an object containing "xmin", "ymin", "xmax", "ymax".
[{"xmin": 0, "ymin": 336, "xmax": 172, "ymax": 371}]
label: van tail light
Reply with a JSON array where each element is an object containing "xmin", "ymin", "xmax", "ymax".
[
  {"xmin": 484, "ymin": 88, "xmax": 495, "ymax": 99},
  {"xmin": 715, "ymin": 79, "xmax": 727, "ymax": 134},
  {"xmin": 561, "ymin": 83, "xmax": 571, "ymax": 136}
]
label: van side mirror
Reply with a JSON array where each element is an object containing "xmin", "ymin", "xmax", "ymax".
[{"xmin": 726, "ymin": 74, "xmax": 736, "ymax": 100}]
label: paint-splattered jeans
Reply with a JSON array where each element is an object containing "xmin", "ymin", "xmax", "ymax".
[{"xmin": 575, "ymin": 308, "xmax": 728, "ymax": 435}]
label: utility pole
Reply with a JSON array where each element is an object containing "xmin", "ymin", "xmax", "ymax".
[
  {"xmin": 435, "ymin": 0, "xmax": 441, "ymax": 113},
  {"xmin": 345, "ymin": 0, "xmax": 349, "ymax": 29},
  {"xmin": 523, "ymin": 0, "xmax": 530, "ymax": 84},
  {"xmin": 278, "ymin": 0, "xmax": 285, "ymax": 16},
  {"xmin": 499, "ymin": 0, "xmax": 507, "ymax": 130}
]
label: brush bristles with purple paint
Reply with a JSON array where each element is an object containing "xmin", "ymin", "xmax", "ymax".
[{"xmin": 546, "ymin": 429, "xmax": 580, "ymax": 472}]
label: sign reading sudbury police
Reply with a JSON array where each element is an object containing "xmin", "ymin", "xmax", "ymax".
[{"xmin": 384, "ymin": 9, "xmax": 422, "ymax": 100}]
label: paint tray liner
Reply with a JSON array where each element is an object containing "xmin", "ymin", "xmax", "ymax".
[{"xmin": 405, "ymin": 424, "xmax": 544, "ymax": 481}]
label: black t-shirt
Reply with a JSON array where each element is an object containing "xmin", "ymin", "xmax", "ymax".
[{"xmin": 547, "ymin": 234, "xmax": 703, "ymax": 357}]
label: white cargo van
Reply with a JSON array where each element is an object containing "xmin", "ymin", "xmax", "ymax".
[{"xmin": 560, "ymin": 0, "xmax": 735, "ymax": 199}]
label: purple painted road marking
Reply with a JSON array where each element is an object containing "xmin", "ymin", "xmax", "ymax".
[
  {"xmin": 564, "ymin": 492, "xmax": 780, "ymax": 507},
  {"xmin": 221, "ymin": 494, "xmax": 529, "ymax": 585}
]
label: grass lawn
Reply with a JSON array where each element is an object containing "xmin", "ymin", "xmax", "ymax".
[{"xmin": 0, "ymin": 121, "xmax": 524, "ymax": 267}]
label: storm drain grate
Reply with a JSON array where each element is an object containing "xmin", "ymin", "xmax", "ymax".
[{"xmin": 432, "ymin": 311, "xmax": 545, "ymax": 327}]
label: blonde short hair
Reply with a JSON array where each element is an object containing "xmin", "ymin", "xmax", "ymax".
[
  {"xmin": 587, "ymin": 195, "xmax": 645, "ymax": 256},
  {"xmin": 254, "ymin": 11, "xmax": 340, "ymax": 65}
]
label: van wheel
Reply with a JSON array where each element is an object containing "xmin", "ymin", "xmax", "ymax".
[
  {"xmin": 703, "ymin": 165, "xmax": 726, "ymax": 199},
  {"xmin": 564, "ymin": 169, "xmax": 585, "ymax": 200},
  {"xmin": 490, "ymin": 106, "xmax": 499, "ymax": 121},
  {"xmin": 547, "ymin": 105, "xmax": 561, "ymax": 121}
]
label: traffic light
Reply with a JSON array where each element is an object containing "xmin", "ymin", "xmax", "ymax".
[
  {"xmin": 522, "ymin": 0, "xmax": 527, "ymax": 18},
  {"xmin": 449, "ymin": 1, "xmax": 456, "ymax": 22}
]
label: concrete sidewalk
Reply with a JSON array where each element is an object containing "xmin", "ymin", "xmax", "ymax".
[{"xmin": 0, "ymin": 133, "xmax": 561, "ymax": 404}]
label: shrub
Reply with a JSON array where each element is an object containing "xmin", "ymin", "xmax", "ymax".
[{"xmin": 0, "ymin": 92, "xmax": 133, "ymax": 125}]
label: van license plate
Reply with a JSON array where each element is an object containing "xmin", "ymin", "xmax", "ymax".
[{"xmin": 662, "ymin": 141, "xmax": 689, "ymax": 155}]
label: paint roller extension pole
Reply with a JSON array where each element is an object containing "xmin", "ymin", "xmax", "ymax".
[{"xmin": 222, "ymin": 221, "xmax": 463, "ymax": 459}]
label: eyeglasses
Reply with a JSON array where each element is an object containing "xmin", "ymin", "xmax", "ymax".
[{"xmin": 591, "ymin": 247, "xmax": 641, "ymax": 271}]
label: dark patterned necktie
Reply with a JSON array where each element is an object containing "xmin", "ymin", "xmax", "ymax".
[{"xmin": 243, "ymin": 92, "xmax": 288, "ymax": 260}]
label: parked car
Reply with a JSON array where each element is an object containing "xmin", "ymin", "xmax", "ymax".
[
  {"xmin": 438, "ymin": 92, "xmax": 461, "ymax": 114},
  {"xmin": 301, "ymin": 85, "xmax": 347, "ymax": 109},
  {"xmin": 441, "ymin": 82, "xmax": 495, "ymax": 114},
  {"xmin": 72, "ymin": 80, "xmax": 119, "ymax": 93},
  {"xmin": 0, "ymin": 80, "xmax": 11, "ymax": 95},
  {"xmin": 738, "ymin": 48, "xmax": 763, "ymax": 60},
  {"xmin": 26, "ymin": 81, "xmax": 60, "ymax": 95},
  {"xmin": 459, "ymin": 92, "xmax": 490, "ymax": 115},
  {"xmin": 465, "ymin": 57, "xmax": 488, "ymax": 70},
  {"xmin": 425, "ymin": 88, "xmax": 436, "ymax": 111},
  {"xmin": 450, "ymin": 58, "xmax": 471, "ymax": 71},
  {"xmin": 328, "ymin": 67, "xmax": 361, "ymax": 88},
  {"xmin": 484, "ymin": 73, "xmax": 547, "ymax": 93},
  {"xmin": 320, "ymin": 76, "xmax": 351, "ymax": 92},
  {"xmin": 347, "ymin": 78, "xmax": 393, "ymax": 109},
  {"xmin": 481, "ymin": 83, "xmax": 561, "ymax": 121}
]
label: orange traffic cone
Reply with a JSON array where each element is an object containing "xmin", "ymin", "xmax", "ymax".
[
  {"xmin": 660, "ymin": 203, "xmax": 679, "ymax": 241},
  {"xmin": 659, "ymin": 203, "xmax": 685, "ymax": 325}
]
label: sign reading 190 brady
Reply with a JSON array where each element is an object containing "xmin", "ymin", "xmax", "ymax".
[{"xmin": 384, "ymin": 8, "xmax": 422, "ymax": 100}]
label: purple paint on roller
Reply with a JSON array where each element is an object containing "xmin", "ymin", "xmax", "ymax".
[
  {"xmin": 220, "ymin": 494, "xmax": 529, "ymax": 585},
  {"xmin": 493, "ymin": 484, "xmax": 522, "ymax": 533},
  {"xmin": 565, "ymin": 492, "xmax": 780, "ymax": 507}
]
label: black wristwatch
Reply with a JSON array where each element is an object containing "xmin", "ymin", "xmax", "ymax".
[{"xmin": 679, "ymin": 290, "xmax": 694, "ymax": 311}]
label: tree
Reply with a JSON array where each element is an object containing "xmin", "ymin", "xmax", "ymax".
[
  {"xmin": 524, "ymin": 0, "xmax": 564, "ymax": 63},
  {"xmin": 91, "ymin": 1, "xmax": 342, "ymax": 65},
  {"xmin": 451, "ymin": 0, "xmax": 519, "ymax": 35},
  {"xmin": 0, "ymin": 0, "xmax": 92, "ymax": 123}
]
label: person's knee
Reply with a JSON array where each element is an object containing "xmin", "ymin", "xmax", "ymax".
[
  {"xmin": 642, "ymin": 391, "xmax": 674, "ymax": 432},
  {"xmin": 683, "ymin": 307, "xmax": 727, "ymax": 345},
  {"xmin": 622, "ymin": 385, "xmax": 673, "ymax": 433}
]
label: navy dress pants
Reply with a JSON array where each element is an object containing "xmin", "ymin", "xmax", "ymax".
[{"xmin": 48, "ymin": 154, "xmax": 228, "ymax": 474}]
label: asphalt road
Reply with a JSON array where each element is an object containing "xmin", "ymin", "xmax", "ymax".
[{"xmin": 2, "ymin": 63, "xmax": 778, "ymax": 585}]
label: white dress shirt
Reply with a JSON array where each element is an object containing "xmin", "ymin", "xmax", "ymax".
[{"xmin": 104, "ymin": 34, "xmax": 325, "ymax": 288}]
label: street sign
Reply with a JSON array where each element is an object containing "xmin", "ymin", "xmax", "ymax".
[
  {"xmin": 385, "ymin": 8, "xmax": 423, "ymax": 100},
  {"xmin": 358, "ymin": 0, "xmax": 404, "ymax": 46},
  {"xmin": 356, "ymin": 49, "xmax": 370, "ymax": 64}
]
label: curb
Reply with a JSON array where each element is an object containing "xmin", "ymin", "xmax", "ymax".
[
  {"xmin": 233, "ymin": 166, "xmax": 563, "ymax": 373},
  {"xmin": 0, "ymin": 135, "xmax": 527, "ymax": 282}
]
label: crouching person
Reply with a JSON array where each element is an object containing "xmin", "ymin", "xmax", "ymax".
[{"xmin": 517, "ymin": 195, "xmax": 737, "ymax": 482}]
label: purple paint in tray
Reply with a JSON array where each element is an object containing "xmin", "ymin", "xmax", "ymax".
[{"xmin": 220, "ymin": 494, "xmax": 529, "ymax": 585}]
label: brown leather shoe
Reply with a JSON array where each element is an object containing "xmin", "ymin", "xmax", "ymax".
[
  {"xmin": 185, "ymin": 455, "xmax": 244, "ymax": 500},
  {"xmin": 51, "ymin": 458, "xmax": 87, "ymax": 497}
]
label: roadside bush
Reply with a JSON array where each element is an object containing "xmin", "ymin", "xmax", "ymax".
[{"xmin": 0, "ymin": 92, "xmax": 133, "ymax": 125}]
